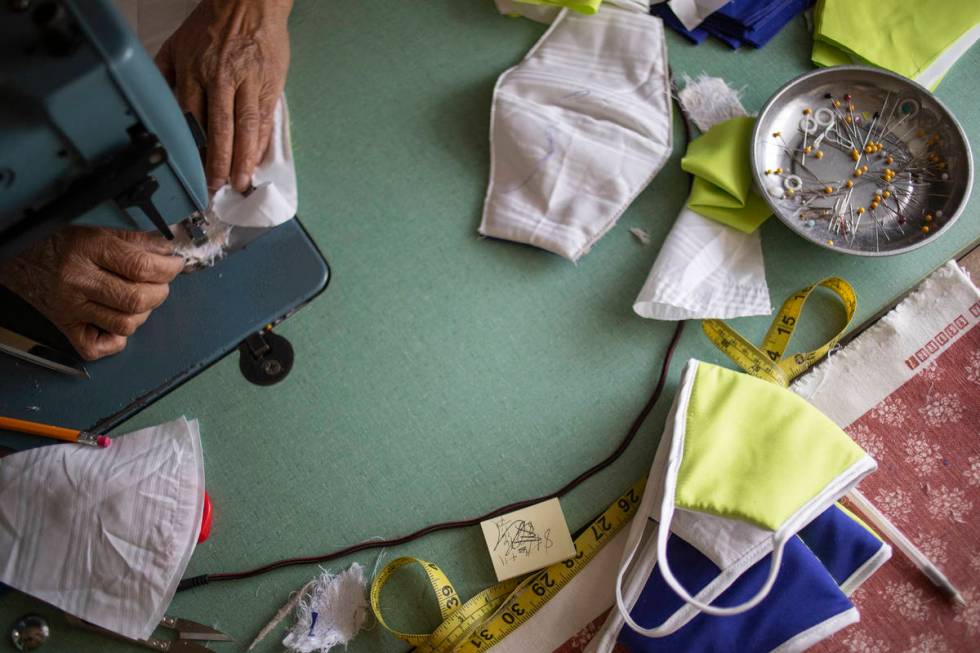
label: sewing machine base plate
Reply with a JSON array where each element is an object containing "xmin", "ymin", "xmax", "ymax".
[{"xmin": 0, "ymin": 218, "xmax": 329, "ymax": 450}]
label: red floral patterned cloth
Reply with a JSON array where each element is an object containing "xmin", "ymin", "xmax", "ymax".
[{"xmin": 812, "ymin": 311, "xmax": 980, "ymax": 653}]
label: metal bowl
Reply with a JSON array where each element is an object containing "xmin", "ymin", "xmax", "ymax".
[{"xmin": 751, "ymin": 66, "xmax": 973, "ymax": 256}]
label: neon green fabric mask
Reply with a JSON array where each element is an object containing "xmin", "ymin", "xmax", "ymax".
[
  {"xmin": 812, "ymin": 0, "xmax": 980, "ymax": 90},
  {"xmin": 614, "ymin": 360, "xmax": 876, "ymax": 636},
  {"xmin": 681, "ymin": 116, "xmax": 772, "ymax": 233},
  {"xmin": 513, "ymin": 0, "xmax": 604, "ymax": 15}
]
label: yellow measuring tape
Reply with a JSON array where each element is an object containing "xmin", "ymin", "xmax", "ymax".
[
  {"xmin": 370, "ymin": 479, "xmax": 645, "ymax": 653},
  {"xmin": 702, "ymin": 277, "xmax": 857, "ymax": 386}
]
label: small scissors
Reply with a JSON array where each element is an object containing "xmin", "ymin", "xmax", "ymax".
[{"xmin": 66, "ymin": 614, "xmax": 232, "ymax": 652}]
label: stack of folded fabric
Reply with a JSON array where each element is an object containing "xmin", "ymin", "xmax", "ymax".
[
  {"xmin": 812, "ymin": 0, "xmax": 980, "ymax": 90},
  {"xmin": 651, "ymin": 0, "xmax": 814, "ymax": 49}
]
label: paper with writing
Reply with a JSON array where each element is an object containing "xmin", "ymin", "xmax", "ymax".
[{"xmin": 480, "ymin": 498, "xmax": 576, "ymax": 581}]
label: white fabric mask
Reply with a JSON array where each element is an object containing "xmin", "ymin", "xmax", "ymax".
[
  {"xmin": 632, "ymin": 74, "xmax": 771, "ymax": 320},
  {"xmin": 633, "ymin": 206, "xmax": 771, "ymax": 319},
  {"xmin": 0, "ymin": 417, "xmax": 205, "ymax": 640},
  {"xmin": 480, "ymin": 5, "xmax": 672, "ymax": 261}
]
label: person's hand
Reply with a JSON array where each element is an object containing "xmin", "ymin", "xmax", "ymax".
[
  {"xmin": 0, "ymin": 227, "xmax": 183, "ymax": 361},
  {"xmin": 154, "ymin": 0, "xmax": 292, "ymax": 193}
]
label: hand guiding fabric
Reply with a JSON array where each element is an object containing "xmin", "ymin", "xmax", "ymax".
[
  {"xmin": 154, "ymin": 0, "xmax": 292, "ymax": 192},
  {"xmin": 0, "ymin": 227, "xmax": 183, "ymax": 361}
]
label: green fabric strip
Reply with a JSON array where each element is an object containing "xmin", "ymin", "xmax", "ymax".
[
  {"xmin": 681, "ymin": 116, "xmax": 772, "ymax": 233},
  {"xmin": 812, "ymin": 0, "xmax": 980, "ymax": 88}
]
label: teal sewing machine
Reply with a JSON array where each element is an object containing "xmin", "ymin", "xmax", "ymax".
[
  {"xmin": 0, "ymin": 0, "xmax": 329, "ymax": 447},
  {"xmin": 0, "ymin": 0, "xmax": 209, "ymax": 259}
]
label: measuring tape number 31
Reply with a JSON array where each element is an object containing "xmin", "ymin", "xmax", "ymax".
[{"xmin": 370, "ymin": 479, "xmax": 646, "ymax": 653}]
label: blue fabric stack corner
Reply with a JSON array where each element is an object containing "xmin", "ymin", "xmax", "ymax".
[{"xmin": 651, "ymin": 0, "xmax": 816, "ymax": 49}]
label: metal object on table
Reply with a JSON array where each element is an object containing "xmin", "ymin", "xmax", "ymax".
[
  {"xmin": 65, "ymin": 613, "xmax": 232, "ymax": 652},
  {"xmin": 0, "ymin": 326, "xmax": 88, "ymax": 378},
  {"xmin": 752, "ymin": 65, "xmax": 973, "ymax": 256},
  {"xmin": 11, "ymin": 614, "xmax": 50, "ymax": 651}
]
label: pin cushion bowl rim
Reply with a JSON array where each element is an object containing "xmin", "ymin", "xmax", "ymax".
[{"xmin": 751, "ymin": 65, "xmax": 974, "ymax": 257}]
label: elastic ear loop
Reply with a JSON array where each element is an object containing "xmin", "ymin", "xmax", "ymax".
[
  {"xmin": 654, "ymin": 500, "xmax": 787, "ymax": 616},
  {"xmin": 614, "ymin": 456, "xmax": 788, "ymax": 637}
]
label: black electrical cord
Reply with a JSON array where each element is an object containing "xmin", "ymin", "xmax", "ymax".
[
  {"xmin": 177, "ymin": 320, "xmax": 685, "ymax": 591},
  {"xmin": 178, "ymin": 87, "xmax": 694, "ymax": 593}
]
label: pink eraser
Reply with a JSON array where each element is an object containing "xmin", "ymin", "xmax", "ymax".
[{"xmin": 96, "ymin": 435, "xmax": 112, "ymax": 449}]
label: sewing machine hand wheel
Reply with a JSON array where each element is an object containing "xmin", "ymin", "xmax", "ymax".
[{"xmin": 238, "ymin": 329, "xmax": 294, "ymax": 386}]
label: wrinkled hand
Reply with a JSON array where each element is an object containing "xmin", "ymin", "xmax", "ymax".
[
  {"xmin": 155, "ymin": 0, "xmax": 292, "ymax": 193},
  {"xmin": 0, "ymin": 227, "xmax": 183, "ymax": 361}
]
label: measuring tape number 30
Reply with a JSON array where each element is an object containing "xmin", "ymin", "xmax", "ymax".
[{"xmin": 370, "ymin": 479, "xmax": 646, "ymax": 653}]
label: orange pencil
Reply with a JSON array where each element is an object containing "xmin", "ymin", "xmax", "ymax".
[{"xmin": 0, "ymin": 416, "xmax": 111, "ymax": 448}]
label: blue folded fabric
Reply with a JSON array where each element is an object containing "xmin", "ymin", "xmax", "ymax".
[
  {"xmin": 651, "ymin": 0, "xmax": 814, "ymax": 49},
  {"xmin": 616, "ymin": 503, "xmax": 888, "ymax": 652},
  {"xmin": 618, "ymin": 534, "xmax": 855, "ymax": 652},
  {"xmin": 798, "ymin": 504, "xmax": 886, "ymax": 589}
]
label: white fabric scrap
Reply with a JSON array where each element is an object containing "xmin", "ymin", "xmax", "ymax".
[
  {"xmin": 171, "ymin": 208, "xmax": 232, "ymax": 267},
  {"xmin": 630, "ymin": 227, "xmax": 652, "ymax": 245},
  {"xmin": 633, "ymin": 207, "xmax": 771, "ymax": 319},
  {"xmin": 0, "ymin": 417, "xmax": 204, "ymax": 640},
  {"xmin": 676, "ymin": 73, "xmax": 748, "ymax": 134},
  {"xmin": 632, "ymin": 75, "xmax": 771, "ymax": 321},
  {"xmin": 667, "ymin": 0, "xmax": 730, "ymax": 30},
  {"xmin": 282, "ymin": 564, "xmax": 369, "ymax": 653},
  {"xmin": 793, "ymin": 260, "xmax": 980, "ymax": 426}
]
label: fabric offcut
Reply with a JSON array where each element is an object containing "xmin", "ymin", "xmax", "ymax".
[
  {"xmin": 480, "ymin": 5, "xmax": 672, "ymax": 262},
  {"xmin": 811, "ymin": 0, "xmax": 980, "ymax": 90},
  {"xmin": 651, "ymin": 0, "xmax": 814, "ymax": 49},
  {"xmin": 282, "ymin": 564, "xmax": 369, "ymax": 653},
  {"xmin": 682, "ymin": 116, "xmax": 771, "ymax": 233},
  {"xmin": 0, "ymin": 417, "xmax": 204, "ymax": 640},
  {"xmin": 633, "ymin": 74, "xmax": 771, "ymax": 321}
]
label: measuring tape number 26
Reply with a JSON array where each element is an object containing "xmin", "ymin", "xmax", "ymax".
[{"xmin": 370, "ymin": 479, "xmax": 646, "ymax": 653}]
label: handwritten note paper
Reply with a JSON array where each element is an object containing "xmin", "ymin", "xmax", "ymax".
[{"xmin": 480, "ymin": 498, "xmax": 576, "ymax": 581}]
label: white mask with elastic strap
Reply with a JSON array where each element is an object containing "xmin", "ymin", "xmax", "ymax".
[
  {"xmin": 480, "ymin": 4, "xmax": 672, "ymax": 261},
  {"xmin": 610, "ymin": 360, "xmax": 876, "ymax": 639}
]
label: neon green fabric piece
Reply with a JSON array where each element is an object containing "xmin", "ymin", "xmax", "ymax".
[
  {"xmin": 810, "ymin": 40, "xmax": 852, "ymax": 69},
  {"xmin": 812, "ymin": 0, "xmax": 980, "ymax": 89},
  {"xmin": 674, "ymin": 362, "xmax": 867, "ymax": 531},
  {"xmin": 515, "ymin": 0, "xmax": 602, "ymax": 15},
  {"xmin": 681, "ymin": 116, "xmax": 772, "ymax": 233}
]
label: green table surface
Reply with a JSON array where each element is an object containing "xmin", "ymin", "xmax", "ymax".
[{"xmin": 3, "ymin": 2, "xmax": 978, "ymax": 652}]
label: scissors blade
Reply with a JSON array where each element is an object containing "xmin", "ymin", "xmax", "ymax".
[
  {"xmin": 169, "ymin": 640, "xmax": 221, "ymax": 652},
  {"xmin": 162, "ymin": 616, "xmax": 233, "ymax": 642},
  {"xmin": 0, "ymin": 326, "xmax": 89, "ymax": 378}
]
